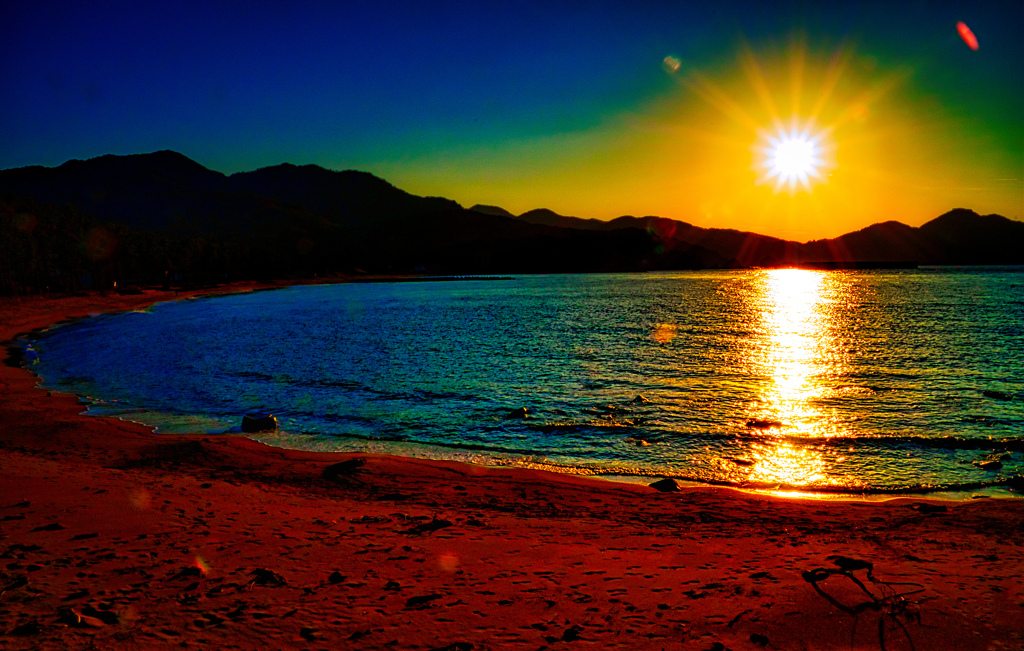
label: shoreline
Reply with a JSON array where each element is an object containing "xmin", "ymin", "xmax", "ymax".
[
  {"xmin": 14, "ymin": 282, "xmax": 1020, "ymax": 501},
  {"xmin": 2, "ymin": 284, "xmax": 1023, "ymax": 649}
]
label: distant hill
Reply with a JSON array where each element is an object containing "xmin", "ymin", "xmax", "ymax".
[
  {"xmin": 917, "ymin": 208, "xmax": 1024, "ymax": 264},
  {"xmin": 511, "ymin": 207, "xmax": 1024, "ymax": 267},
  {"xmin": 227, "ymin": 163, "xmax": 461, "ymax": 227},
  {"xmin": 0, "ymin": 152, "xmax": 723, "ymax": 293},
  {"xmin": 469, "ymin": 204, "xmax": 515, "ymax": 218},
  {"xmin": 0, "ymin": 151, "xmax": 459, "ymax": 233},
  {"xmin": 1, "ymin": 151, "xmax": 1021, "ymax": 294}
]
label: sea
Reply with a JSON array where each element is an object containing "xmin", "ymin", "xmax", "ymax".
[{"xmin": 23, "ymin": 269, "xmax": 1024, "ymax": 497}]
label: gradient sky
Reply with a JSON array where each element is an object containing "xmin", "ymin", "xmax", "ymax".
[{"xmin": 2, "ymin": 0, "xmax": 1021, "ymax": 240}]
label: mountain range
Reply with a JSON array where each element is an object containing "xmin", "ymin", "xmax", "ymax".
[{"xmin": 1, "ymin": 151, "xmax": 1021, "ymax": 293}]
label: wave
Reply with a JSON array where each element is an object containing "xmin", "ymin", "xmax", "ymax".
[
  {"xmin": 287, "ymin": 427, "xmax": 1021, "ymax": 496},
  {"xmin": 486, "ymin": 456, "xmax": 1023, "ymax": 496},
  {"xmin": 648, "ymin": 428, "xmax": 1024, "ymax": 452},
  {"xmin": 775, "ymin": 433, "xmax": 1024, "ymax": 452}
]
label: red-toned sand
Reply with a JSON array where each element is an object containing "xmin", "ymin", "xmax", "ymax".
[{"xmin": 1, "ymin": 287, "xmax": 1022, "ymax": 650}]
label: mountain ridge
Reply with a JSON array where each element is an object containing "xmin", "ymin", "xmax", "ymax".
[
  {"xmin": 489, "ymin": 204, "xmax": 1023, "ymax": 267},
  {"xmin": 2, "ymin": 151, "xmax": 1021, "ymax": 293}
]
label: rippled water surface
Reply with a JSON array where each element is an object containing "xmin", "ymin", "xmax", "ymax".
[{"xmin": 28, "ymin": 269, "xmax": 1024, "ymax": 493}]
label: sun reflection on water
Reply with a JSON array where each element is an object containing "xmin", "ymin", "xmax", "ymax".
[
  {"xmin": 742, "ymin": 268, "xmax": 848, "ymax": 487},
  {"xmin": 748, "ymin": 441, "xmax": 827, "ymax": 486}
]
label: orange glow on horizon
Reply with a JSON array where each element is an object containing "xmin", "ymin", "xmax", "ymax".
[{"xmin": 369, "ymin": 33, "xmax": 1020, "ymax": 242}]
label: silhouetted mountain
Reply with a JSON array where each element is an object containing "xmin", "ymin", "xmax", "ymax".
[
  {"xmin": 0, "ymin": 152, "xmax": 723, "ymax": 293},
  {"xmin": 514, "ymin": 211, "xmax": 802, "ymax": 267},
  {"xmin": 0, "ymin": 151, "xmax": 229, "ymax": 231},
  {"xmin": 800, "ymin": 220, "xmax": 931, "ymax": 264},
  {"xmin": 797, "ymin": 209, "xmax": 1024, "ymax": 266},
  {"xmin": 469, "ymin": 204, "xmax": 515, "ymax": 218},
  {"xmin": 917, "ymin": 208, "xmax": 1024, "ymax": 264},
  {"xmin": 511, "ymin": 207, "xmax": 1024, "ymax": 267},
  {"xmin": 1, "ymin": 151, "xmax": 1021, "ymax": 295},
  {"xmin": 227, "ymin": 164, "xmax": 460, "ymax": 227},
  {"xmin": 0, "ymin": 151, "xmax": 461, "ymax": 234},
  {"xmin": 517, "ymin": 208, "xmax": 604, "ymax": 229}
]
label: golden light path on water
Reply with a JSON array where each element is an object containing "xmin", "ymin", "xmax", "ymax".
[{"xmin": 741, "ymin": 268, "xmax": 850, "ymax": 488}]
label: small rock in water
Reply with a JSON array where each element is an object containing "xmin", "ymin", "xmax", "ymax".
[
  {"xmin": 746, "ymin": 419, "xmax": 783, "ymax": 429},
  {"xmin": 241, "ymin": 410, "xmax": 278, "ymax": 433},
  {"xmin": 983, "ymin": 389, "xmax": 1012, "ymax": 401},
  {"xmin": 977, "ymin": 459, "xmax": 1003, "ymax": 471},
  {"xmin": 632, "ymin": 394, "xmax": 650, "ymax": 403},
  {"xmin": 975, "ymin": 451, "xmax": 1010, "ymax": 471},
  {"xmin": 506, "ymin": 407, "xmax": 528, "ymax": 419},
  {"xmin": 649, "ymin": 478, "xmax": 680, "ymax": 492},
  {"xmin": 726, "ymin": 457, "xmax": 755, "ymax": 467}
]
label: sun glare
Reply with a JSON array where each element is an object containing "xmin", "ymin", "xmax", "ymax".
[
  {"xmin": 772, "ymin": 136, "xmax": 815, "ymax": 179},
  {"xmin": 755, "ymin": 124, "xmax": 830, "ymax": 194}
]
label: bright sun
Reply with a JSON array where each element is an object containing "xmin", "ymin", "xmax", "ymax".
[
  {"xmin": 772, "ymin": 137, "xmax": 816, "ymax": 180},
  {"xmin": 754, "ymin": 123, "xmax": 831, "ymax": 194}
]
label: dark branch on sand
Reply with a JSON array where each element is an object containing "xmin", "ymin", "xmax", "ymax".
[{"xmin": 802, "ymin": 556, "xmax": 925, "ymax": 651}]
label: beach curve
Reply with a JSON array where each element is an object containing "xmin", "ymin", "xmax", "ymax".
[{"xmin": 1, "ymin": 285, "xmax": 1022, "ymax": 650}]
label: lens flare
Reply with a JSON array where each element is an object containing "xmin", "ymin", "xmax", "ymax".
[
  {"xmin": 194, "ymin": 556, "xmax": 210, "ymax": 575},
  {"xmin": 652, "ymin": 323, "xmax": 678, "ymax": 344},
  {"xmin": 956, "ymin": 21, "xmax": 979, "ymax": 51}
]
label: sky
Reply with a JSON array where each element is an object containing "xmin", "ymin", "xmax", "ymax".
[{"xmin": 2, "ymin": 0, "xmax": 1021, "ymax": 241}]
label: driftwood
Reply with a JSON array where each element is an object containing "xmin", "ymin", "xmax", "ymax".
[{"xmin": 802, "ymin": 556, "xmax": 925, "ymax": 651}]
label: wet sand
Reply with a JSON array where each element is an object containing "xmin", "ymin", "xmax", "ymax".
[{"xmin": 1, "ymin": 286, "xmax": 1022, "ymax": 650}]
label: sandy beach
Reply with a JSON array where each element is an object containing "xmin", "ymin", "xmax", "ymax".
[{"xmin": 1, "ymin": 286, "xmax": 1022, "ymax": 650}]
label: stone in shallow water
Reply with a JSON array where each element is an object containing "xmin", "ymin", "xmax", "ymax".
[
  {"xmin": 505, "ymin": 407, "xmax": 528, "ymax": 419},
  {"xmin": 746, "ymin": 419, "xmax": 783, "ymax": 429},
  {"xmin": 977, "ymin": 459, "xmax": 1003, "ymax": 471},
  {"xmin": 983, "ymin": 389, "xmax": 1012, "ymax": 401},
  {"xmin": 649, "ymin": 478, "xmax": 680, "ymax": 492},
  {"xmin": 241, "ymin": 410, "xmax": 278, "ymax": 433}
]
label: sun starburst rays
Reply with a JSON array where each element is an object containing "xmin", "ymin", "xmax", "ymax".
[
  {"xmin": 756, "ymin": 124, "xmax": 830, "ymax": 193},
  {"xmin": 657, "ymin": 33, "xmax": 921, "ymax": 235},
  {"xmin": 670, "ymin": 37, "xmax": 844, "ymax": 198}
]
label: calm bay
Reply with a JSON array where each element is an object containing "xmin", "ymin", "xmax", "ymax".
[{"xmin": 28, "ymin": 268, "xmax": 1024, "ymax": 494}]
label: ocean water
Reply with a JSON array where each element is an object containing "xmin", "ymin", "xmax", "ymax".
[{"xmin": 26, "ymin": 269, "xmax": 1024, "ymax": 494}]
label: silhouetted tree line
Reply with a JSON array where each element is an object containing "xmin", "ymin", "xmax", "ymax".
[
  {"xmin": 0, "ymin": 194, "xmax": 346, "ymax": 295},
  {"xmin": 0, "ymin": 192, "xmax": 713, "ymax": 296}
]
